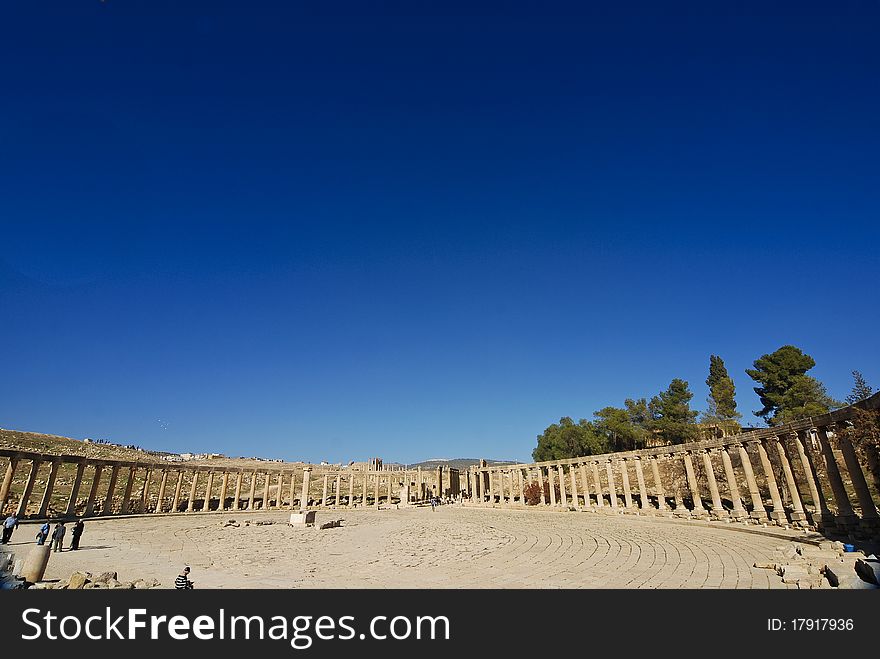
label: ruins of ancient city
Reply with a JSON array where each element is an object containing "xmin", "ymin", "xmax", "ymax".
[{"xmin": 2, "ymin": 392, "xmax": 878, "ymax": 589}]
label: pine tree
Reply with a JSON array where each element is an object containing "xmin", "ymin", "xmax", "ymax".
[
  {"xmin": 845, "ymin": 370, "xmax": 874, "ymax": 405},
  {"xmin": 704, "ymin": 355, "xmax": 741, "ymax": 426},
  {"xmin": 745, "ymin": 345, "xmax": 840, "ymax": 425},
  {"xmin": 650, "ymin": 379, "xmax": 698, "ymax": 444}
]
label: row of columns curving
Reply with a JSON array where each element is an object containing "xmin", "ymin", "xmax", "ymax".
[
  {"xmin": 0, "ymin": 459, "xmax": 457, "ymax": 519},
  {"xmin": 465, "ymin": 420, "xmax": 879, "ymax": 535}
]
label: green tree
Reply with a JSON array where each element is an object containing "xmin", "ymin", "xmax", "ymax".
[
  {"xmin": 532, "ymin": 417, "xmax": 606, "ymax": 462},
  {"xmin": 745, "ymin": 345, "xmax": 839, "ymax": 425},
  {"xmin": 845, "ymin": 370, "xmax": 874, "ymax": 405},
  {"xmin": 593, "ymin": 406, "xmax": 648, "ymax": 452},
  {"xmin": 702, "ymin": 355, "xmax": 741, "ymax": 434},
  {"xmin": 649, "ymin": 378, "xmax": 698, "ymax": 444}
]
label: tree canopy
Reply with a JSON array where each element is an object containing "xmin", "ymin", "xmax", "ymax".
[
  {"xmin": 846, "ymin": 370, "xmax": 874, "ymax": 405},
  {"xmin": 532, "ymin": 417, "xmax": 607, "ymax": 462},
  {"xmin": 745, "ymin": 345, "xmax": 839, "ymax": 425},
  {"xmin": 649, "ymin": 378, "xmax": 698, "ymax": 444}
]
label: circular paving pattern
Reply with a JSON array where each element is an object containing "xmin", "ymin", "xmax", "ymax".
[{"xmin": 6, "ymin": 506, "xmax": 801, "ymax": 588}]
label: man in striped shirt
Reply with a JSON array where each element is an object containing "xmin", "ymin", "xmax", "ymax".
[{"xmin": 174, "ymin": 566, "xmax": 194, "ymax": 589}]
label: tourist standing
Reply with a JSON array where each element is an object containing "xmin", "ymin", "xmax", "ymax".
[
  {"xmin": 175, "ymin": 566, "xmax": 194, "ymax": 589},
  {"xmin": 36, "ymin": 521, "xmax": 50, "ymax": 545},
  {"xmin": 1, "ymin": 514, "xmax": 18, "ymax": 544},
  {"xmin": 70, "ymin": 519, "xmax": 85, "ymax": 550},
  {"xmin": 51, "ymin": 522, "xmax": 66, "ymax": 552}
]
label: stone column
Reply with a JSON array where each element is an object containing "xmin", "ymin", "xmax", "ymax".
[
  {"xmin": 701, "ymin": 450, "xmax": 727, "ymax": 518},
  {"xmin": 0, "ymin": 456, "xmax": 20, "ymax": 512},
  {"xmin": 37, "ymin": 459, "xmax": 61, "ymax": 518},
  {"xmin": 203, "ymin": 471, "xmax": 215, "ymax": 512},
  {"xmin": 620, "ymin": 460, "xmax": 633, "ymax": 509},
  {"xmin": 387, "ymin": 472, "xmax": 395, "ymax": 505},
  {"xmin": 834, "ymin": 423, "xmax": 879, "ymax": 524},
  {"xmin": 720, "ymin": 447, "xmax": 746, "ymax": 519},
  {"xmin": 300, "ymin": 467, "xmax": 311, "ymax": 510},
  {"xmin": 272, "ymin": 473, "xmax": 282, "ymax": 509},
  {"xmin": 187, "ymin": 471, "xmax": 199, "ymax": 513},
  {"xmin": 261, "ymin": 472, "xmax": 270, "ymax": 510},
  {"xmin": 348, "ymin": 472, "xmax": 355, "ymax": 507},
  {"xmin": 591, "ymin": 463, "xmax": 603, "ymax": 507},
  {"xmin": 537, "ymin": 468, "xmax": 546, "ymax": 505},
  {"xmin": 362, "ymin": 472, "xmax": 368, "ymax": 506},
  {"xmin": 649, "ymin": 457, "xmax": 666, "ymax": 510},
  {"xmin": 605, "ymin": 461, "xmax": 617, "ymax": 509},
  {"xmin": 682, "ymin": 452, "xmax": 705, "ymax": 517},
  {"xmin": 139, "ymin": 469, "xmax": 152, "ymax": 513},
  {"xmin": 247, "ymin": 471, "xmax": 257, "ymax": 510},
  {"xmin": 171, "ymin": 470, "xmax": 184, "ymax": 513},
  {"xmin": 569, "ymin": 465, "xmax": 579, "ymax": 508},
  {"xmin": 15, "ymin": 459, "xmax": 43, "ymax": 517},
  {"xmin": 755, "ymin": 439, "xmax": 786, "ymax": 522},
  {"xmin": 321, "ymin": 474, "xmax": 329, "ymax": 507},
  {"xmin": 792, "ymin": 430, "xmax": 829, "ymax": 525},
  {"xmin": 488, "ymin": 470, "xmax": 496, "ymax": 505},
  {"xmin": 335, "ymin": 474, "xmax": 342, "ymax": 507},
  {"xmin": 634, "ymin": 457, "xmax": 648, "ymax": 510},
  {"xmin": 289, "ymin": 472, "xmax": 297, "ymax": 509},
  {"xmin": 66, "ymin": 461, "xmax": 87, "ymax": 516},
  {"xmin": 436, "ymin": 467, "xmax": 444, "ymax": 499},
  {"xmin": 737, "ymin": 443, "xmax": 767, "ymax": 520},
  {"xmin": 773, "ymin": 436, "xmax": 806, "ymax": 523},
  {"xmin": 547, "ymin": 466, "xmax": 557, "ymax": 506},
  {"xmin": 84, "ymin": 464, "xmax": 103, "ymax": 517},
  {"xmin": 579, "ymin": 464, "xmax": 591, "ymax": 507},
  {"xmin": 373, "ymin": 472, "xmax": 380, "ymax": 507},
  {"xmin": 102, "ymin": 464, "xmax": 121, "ymax": 516},
  {"xmin": 120, "ymin": 467, "xmax": 137, "ymax": 514},
  {"xmin": 233, "ymin": 472, "xmax": 243, "ymax": 511},
  {"xmin": 558, "ymin": 465, "xmax": 567, "ymax": 507},
  {"xmin": 156, "ymin": 470, "xmax": 169, "ymax": 513},
  {"xmin": 219, "ymin": 471, "xmax": 229, "ymax": 511},
  {"xmin": 417, "ymin": 467, "xmax": 422, "ymax": 499},
  {"xmin": 517, "ymin": 469, "xmax": 525, "ymax": 506}
]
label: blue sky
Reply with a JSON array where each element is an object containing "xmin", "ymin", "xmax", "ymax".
[{"xmin": 1, "ymin": 1, "xmax": 878, "ymax": 464}]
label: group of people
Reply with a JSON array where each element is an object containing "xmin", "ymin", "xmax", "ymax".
[
  {"xmin": 1, "ymin": 514, "xmax": 85, "ymax": 551},
  {"xmin": 35, "ymin": 519, "xmax": 85, "ymax": 551}
]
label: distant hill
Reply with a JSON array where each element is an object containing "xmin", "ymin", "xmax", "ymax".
[{"xmin": 397, "ymin": 458, "xmax": 520, "ymax": 470}]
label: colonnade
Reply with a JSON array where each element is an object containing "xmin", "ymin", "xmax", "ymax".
[
  {"xmin": 465, "ymin": 396, "xmax": 880, "ymax": 536},
  {"xmin": 0, "ymin": 457, "xmax": 457, "ymax": 519}
]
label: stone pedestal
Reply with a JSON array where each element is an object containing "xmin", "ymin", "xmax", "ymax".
[{"xmin": 289, "ymin": 511, "xmax": 316, "ymax": 527}]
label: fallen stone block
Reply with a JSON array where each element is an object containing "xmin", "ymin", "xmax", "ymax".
[
  {"xmin": 753, "ymin": 561, "xmax": 776, "ymax": 570},
  {"xmin": 93, "ymin": 571, "xmax": 117, "ymax": 585},
  {"xmin": 835, "ymin": 574, "xmax": 879, "ymax": 590},
  {"xmin": 67, "ymin": 572, "xmax": 90, "ymax": 590},
  {"xmin": 779, "ymin": 565, "xmax": 810, "ymax": 584},
  {"xmin": 289, "ymin": 511, "xmax": 316, "ymax": 527},
  {"xmin": 320, "ymin": 519, "xmax": 344, "ymax": 530}
]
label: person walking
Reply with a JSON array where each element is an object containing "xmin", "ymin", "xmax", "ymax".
[
  {"xmin": 1, "ymin": 514, "xmax": 18, "ymax": 544},
  {"xmin": 70, "ymin": 519, "xmax": 85, "ymax": 550},
  {"xmin": 50, "ymin": 522, "xmax": 66, "ymax": 552},
  {"xmin": 175, "ymin": 566, "xmax": 194, "ymax": 589},
  {"xmin": 36, "ymin": 521, "xmax": 50, "ymax": 545}
]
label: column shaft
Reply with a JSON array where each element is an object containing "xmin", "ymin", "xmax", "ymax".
[
  {"xmin": 605, "ymin": 461, "xmax": 617, "ymax": 508},
  {"xmin": 102, "ymin": 465, "xmax": 121, "ymax": 516},
  {"xmin": 620, "ymin": 461, "xmax": 633, "ymax": 509},
  {"xmin": 650, "ymin": 457, "xmax": 666, "ymax": 510},
  {"xmin": 66, "ymin": 462, "xmax": 87, "ymax": 516},
  {"xmin": 15, "ymin": 459, "xmax": 43, "ymax": 517},
  {"xmin": 37, "ymin": 460, "xmax": 61, "ymax": 518},
  {"xmin": 683, "ymin": 453, "xmax": 705, "ymax": 516},
  {"xmin": 634, "ymin": 458, "xmax": 649, "ymax": 510},
  {"xmin": 701, "ymin": 450, "xmax": 726, "ymax": 517},
  {"xmin": 720, "ymin": 447, "xmax": 746, "ymax": 518},
  {"xmin": 737, "ymin": 444, "xmax": 767, "ymax": 519},
  {"xmin": 755, "ymin": 440, "xmax": 786, "ymax": 522},
  {"xmin": 774, "ymin": 436, "xmax": 806, "ymax": 522},
  {"xmin": 156, "ymin": 470, "xmax": 169, "ymax": 513}
]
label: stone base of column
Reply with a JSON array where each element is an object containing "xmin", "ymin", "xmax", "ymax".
[
  {"xmin": 730, "ymin": 508, "xmax": 748, "ymax": 520},
  {"xmin": 788, "ymin": 511, "xmax": 807, "ymax": 523},
  {"xmin": 689, "ymin": 507, "xmax": 708, "ymax": 520},
  {"xmin": 709, "ymin": 508, "xmax": 729, "ymax": 520},
  {"xmin": 768, "ymin": 510, "xmax": 787, "ymax": 522},
  {"xmin": 750, "ymin": 509, "xmax": 769, "ymax": 521}
]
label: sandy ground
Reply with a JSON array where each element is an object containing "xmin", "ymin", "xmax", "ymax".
[{"xmin": 2, "ymin": 505, "xmax": 804, "ymax": 589}]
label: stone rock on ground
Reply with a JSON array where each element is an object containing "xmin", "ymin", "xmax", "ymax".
[
  {"xmin": 67, "ymin": 572, "xmax": 90, "ymax": 590},
  {"xmin": 93, "ymin": 571, "xmax": 118, "ymax": 584}
]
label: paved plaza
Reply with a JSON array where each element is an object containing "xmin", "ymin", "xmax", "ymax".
[{"xmin": 5, "ymin": 506, "xmax": 806, "ymax": 588}]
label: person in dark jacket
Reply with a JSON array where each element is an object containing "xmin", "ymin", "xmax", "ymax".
[
  {"xmin": 51, "ymin": 522, "xmax": 66, "ymax": 552},
  {"xmin": 70, "ymin": 519, "xmax": 85, "ymax": 550}
]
